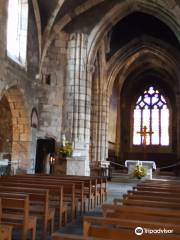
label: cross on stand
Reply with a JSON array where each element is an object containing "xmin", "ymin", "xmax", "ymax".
[
  {"xmin": 137, "ymin": 125, "xmax": 154, "ymax": 145},
  {"xmin": 136, "ymin": 126, "xmax": 155, "ymax": 178}
]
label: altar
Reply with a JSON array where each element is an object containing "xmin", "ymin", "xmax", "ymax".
[{"xmin": 125, "ymin": 160, "xmax": 156, "ymax": 179}]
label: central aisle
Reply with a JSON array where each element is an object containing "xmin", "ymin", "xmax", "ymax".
[{"xmin": 54, "ymin": 182, "xmax": 135, "ymax": 237}]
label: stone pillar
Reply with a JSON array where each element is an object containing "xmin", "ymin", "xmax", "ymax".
[
  {"xmin": 90, "ymin": 55, "xmax": 109, "ymax": 168},
  {"xmin": 63, "ymin": 33, "xmax": 91, "ymax": 176},
  {"xmin": 97, "ymin": 93, "xmax": 109, "ymax": 163},
  {"xmin": 90, "ymin": 77, "xmax": 99, "ymax": 164},
  {"xmin": 90, "ymin": 89, "xmax": 109, "ymax": 166}
]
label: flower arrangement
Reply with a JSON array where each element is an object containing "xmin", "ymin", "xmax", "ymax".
[
  {"xmin": 133, "ymin": 164, "xmax": 146, "ymax": 179},
  {"xmin": 57, "ymin": 140, "xmax": 73, "ymax": 157}
]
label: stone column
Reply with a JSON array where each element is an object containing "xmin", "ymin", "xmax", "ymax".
[
  {"xmin": 97, "ymin": 92, "xmax": 109, "ymax": 163},
  {"xmin": 90, "ymin": 57, "xmax": 109, "ymax": 167},
  {"xmin": 90, "ymin": 89, "xmax": 109, "ymax": 165},
  {"xmin": 63, "ymin": 33, "xmax": 91, "ymax": 176},
  {"xmin": 90, "ymin": 62, "xmax": 99, "ymax": 165}
]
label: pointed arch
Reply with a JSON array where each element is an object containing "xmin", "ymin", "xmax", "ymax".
[
  {"xmin": 87, "ymin": 0, "xmax": 180, "ymax": 66},
  {"xmin": 3, "ymin": 87, "xmax": 31, "ymax": 170}
]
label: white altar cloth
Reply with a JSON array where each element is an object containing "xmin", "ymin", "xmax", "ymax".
[
  {"xmin": 0, "ymin": 159, "xmax": 9, "ymax": 166},
  {"xmin": 125, "ymin": 160, "xmax": 156, "ymax": 179}
]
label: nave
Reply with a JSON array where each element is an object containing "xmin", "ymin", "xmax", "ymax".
[{"xmin": 1, "ymin": 174, "xmax": 180, "ymax": 240}]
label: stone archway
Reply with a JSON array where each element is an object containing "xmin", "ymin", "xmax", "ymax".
[
  {"xmin": 87, "ymin": 0, "xmax": 180, "ymax": 65},
  {"xmin": 88, "ymin": 10, "xmax": 180, "ymax": 166},
  {"xmin": 120, "ymin": 72, "xmax": 177, "ymax": 166},
  {"xmin": 3, "ymin": 86, "xmax": 31, "ymax": 171}
]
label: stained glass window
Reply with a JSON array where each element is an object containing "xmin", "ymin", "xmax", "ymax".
[
  {"xmin": 7, "ymin": 0, "xmax": 28, "ymax": 66},
  {"xmin": 133, "ymin": 86, "xmax": 169, "ymax": 146}
]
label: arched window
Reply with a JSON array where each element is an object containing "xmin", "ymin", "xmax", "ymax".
[
  {"xmin": 7, "ymin": 0, "xmax": 28, "ymax": 66},
  {"xmin": 133, "ymin": 86, "xmax": 169, "ymax": 146}
]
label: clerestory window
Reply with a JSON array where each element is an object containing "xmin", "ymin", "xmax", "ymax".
[
  {"xmin": 133, "ymin": 86, "xmax": 169, "ymax": 146},
  {"xmin": 7, "ymin": 0, "xmax": 28, "ymax": 66}
]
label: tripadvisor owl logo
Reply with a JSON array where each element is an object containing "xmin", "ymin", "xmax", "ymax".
[
  {"xmin": 135, "ymin": 227, "xmax": 144, "ymax": 235},
  {"xmin": 135, "ymin": 227, "xmax": 174, "ymax": 235}
]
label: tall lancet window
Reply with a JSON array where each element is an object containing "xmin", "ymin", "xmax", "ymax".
[
  {"xmin": 133, "ymin": 86, "xmax": 169, "ymax": 146},
  {"xmin": 7, "ymin": 0, "xmax": 28, "ymax": 66}
]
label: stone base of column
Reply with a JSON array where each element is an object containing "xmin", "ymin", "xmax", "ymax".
[{"xmin": 66, "ymin": 157, "xmax": 90, "ymax": 176}]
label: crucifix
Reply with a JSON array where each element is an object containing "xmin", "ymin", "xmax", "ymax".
[{"xmin": 137, "ymin": 125, "xmax": 154, "ymax": 145}]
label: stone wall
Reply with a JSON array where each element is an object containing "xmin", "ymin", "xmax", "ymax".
[
  {"xmin": 0, "ymin": 1, "xmax": 74, "ymax": 173},
  {"xmin": 0, "ymin": 0, "xmax": 39, "ymax": 172},
  {"xmin": 0, "ymin": 96, "xmax": 12, "ymax": 153},
  {"xmin": 39, "ymin": 32, "xmax": 67, "ymax": 142}
]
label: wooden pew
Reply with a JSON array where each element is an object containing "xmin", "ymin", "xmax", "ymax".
[
  {"xmin": 48, "ymin": 174, "xmax": 107, "ymax": 206},
  {"xmin": 0, "ymin": 198, "xmax": 13, "ymax": 240},
  {"xmin": 0, "ymin": 179, "xmax": 76, "ymax": 222},
  {"xmin": 6, "ymin": 175, "xmax": 98, "ymax": 210},
  {"xmin": 123, "ymin": 193, "xmax": 180, "ymax": 203},
  {"xmin": 46, "ymin": 174, "xmax": 107, "ymax": 206},
  {"xmin": 127, "ymin": 190, "xmax": 180, "ymax": 199},
  {"xmin": 0, "ymin": 180, "xmax": 67, "ymax": 226},
  {"xmin": 52, "ymin": 232, "xmax": 180, "ymax": 240},
  {"xmin": 134, "ymin": 185, "xmax": 180, "ymax": 193},
  {"xmin": 0, "ymin": 186, "xmax": 54, "ymax": 238},
  {"xmin": 99, "ymin": 179, "xmax": 180, "ymax": 240},
  {"xmin": 8, "ymin": 174, "xmax": 105, "ymax": 209},
  {"xmin": 137, "ymin": 183, "xmax": 180, "ymax": 189},
  {"xmin": 0, "ymin": 193, "xmax": 37, "ymax": 240},
  {"xmin": 135, "ymin": 179, "xmax": 180, "ymax": 190},
  {"xmin": 51, "ymin": 233, "xmax": 103, "ymax": 240},
  {"xmin": 0, "ymin": 224, "xmax": 13, "ymax": 240},
  {"xmin": 83, "ymin": 216, "xmax": 180, "ymax": 240},
  {"xmin": 55, "ymin": 175, "xmax": 107, "ymax": 206},
  {"xmin": 105, "ymin": 210, "xmax": 180, "ymax": 225},
  {"xmin": 122, "ymin": 197, "xmax": 180, "ymax": 209},
  {"xmin": 109, "ymin": 185, "xmax": 180, "ymax": 222},
  {"xmin": 52, "ymin": 178, "xmax": 179, "ymax": 240},
  {"xmin": 102, "ymin": 204, "xmax": 180, "ymax": 219},
  {"xmin": 140, "ymin": 179, "xmax": 180, "ymax": 185},
  {"xmin": 0, "ymin": 176, "xmax": 86, "ymax": 218},
  {"xmin": 103, "ymin": 205, "xmax": 180, "ymax": 226}
]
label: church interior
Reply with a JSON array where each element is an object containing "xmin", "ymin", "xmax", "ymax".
[{"xmin": 0, "ymin": 0, "xmax": 180, "ymax": 239}]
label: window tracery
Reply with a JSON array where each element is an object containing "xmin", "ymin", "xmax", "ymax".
[{"xmin": 133, "ymin": 86, "xmax": 169, "ymax": 146}]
